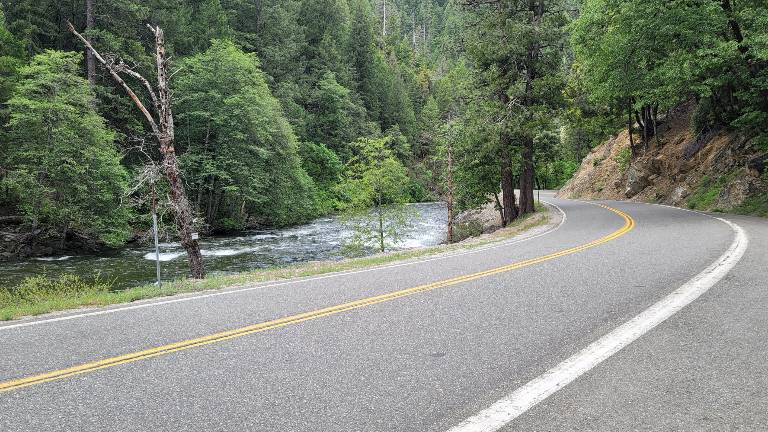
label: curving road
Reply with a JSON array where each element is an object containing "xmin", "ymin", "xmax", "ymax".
[{"xmin": 1, "ymin": 194, "xmax": 766, "ymax": 431}]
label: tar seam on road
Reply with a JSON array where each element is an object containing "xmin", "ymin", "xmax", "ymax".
[
  {"xmin": 446, "ymin": 216, "xmax": 748, "ymax": 432},
  {"xmin": 0, "ymin": 204, "xmax": 631, "ymax": 394},
  {"xmin": 0, "ymin": 201, "xmax": 567, "ymax": 332}
]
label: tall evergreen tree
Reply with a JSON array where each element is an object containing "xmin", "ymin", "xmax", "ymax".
[
  {"xmin": 463, "ymin": 0, "xmax": 568, "ymax": 219},
  {"xmin": 0, "ymin": 6, "xmax": 24, "ymax": 116}
]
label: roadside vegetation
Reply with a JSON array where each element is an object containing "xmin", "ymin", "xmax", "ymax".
[
  {"xmin": 734, "ymin": 194, "xmax": 768, "ymax": 217},
  {"xmin": 0, "ymin": 206, "xmax": 550, "ymax": 321},
  {"xmin": 733, "ymin": 172, "xmax": 768, "ymax": 217}
]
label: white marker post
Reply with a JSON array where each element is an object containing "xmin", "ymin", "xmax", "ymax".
[
  {"xmin": 152, "ymin": 212, "xmax": 161, "ymax": 287},
  {"xmin": 151, "ymin": 180, "xmax": 161, "ymax": 287}
]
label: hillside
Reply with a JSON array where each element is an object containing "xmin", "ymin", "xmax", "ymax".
[{"xmin": 558, "ymin": 103, "xmax": 768, "ymax": 216}]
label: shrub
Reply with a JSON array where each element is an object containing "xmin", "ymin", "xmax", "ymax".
[
  {"xmin": 615, "ymin": 147, "xmax": 632, "ymax": 173},
  {"xmin": 452, "ymin": 220, "xmax": 484, "ymax": 242},
  {"xmin": 691, "ymin": 98, "xmax": 717, "ymax": 134}
]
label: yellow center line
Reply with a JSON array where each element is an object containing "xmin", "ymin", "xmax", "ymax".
[{"xmin": 0, "ymin": 204, "xmax": 634, "ymax": 394}]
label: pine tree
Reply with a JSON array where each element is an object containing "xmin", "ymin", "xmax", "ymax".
[
  {"xmin": 0, "ymin": 6, "xmax": 24, "ymax": 116},
  {"xmin": 306, "ymin": 71, "xmax": 367, "ymax": 159}
]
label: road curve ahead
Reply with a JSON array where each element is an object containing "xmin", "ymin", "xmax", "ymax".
[{"xmin": 1, "ymin": 194, "xmax": 767, "ymax": 431}]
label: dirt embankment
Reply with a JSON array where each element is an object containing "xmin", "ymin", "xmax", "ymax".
[{"xmin": 558, "ymin": 103, "xmax": 767, "ymax": 212}]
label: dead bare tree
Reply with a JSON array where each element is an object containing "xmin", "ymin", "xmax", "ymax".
[{"xmin": 68, "ymin": 22, "xmax": 205, "ymax": 279}]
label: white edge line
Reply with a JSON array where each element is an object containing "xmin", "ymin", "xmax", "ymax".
[
  {"xmin": 0, "ymin": 200, "xmax": 567, "ymax": 331},
  {"xmin": 446, "ymin": 215, "xmax": 748, "ymax": 432}
]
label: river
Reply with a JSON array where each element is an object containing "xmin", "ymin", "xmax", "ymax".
[{"xmin": 0, "ymin": 202, "xmax": 448, "ymax": 290}]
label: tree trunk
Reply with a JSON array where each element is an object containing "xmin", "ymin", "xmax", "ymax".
[
  {"xmin": 628, "ymin": 101, "xmax": 636, "ymax": 157},
  {"xmin": 652, "ymin": 104, "xmax": 659, "ymax": 148},
  {"xmin": 162, "ymin": 138, "xmax": 204, "ymax": 277},
  {"xmin": 635, "ymin": 105, "xmax": 655, "ymax": 151},
  {"xmin": 634, "ymin": 110, "xmax": 646, "ymax": 151},
  {"xmin": 382, "ymin": 0, "xmax": 387, "ymax": 37},
  {"xmin": 516, "ymin": 0, "xmax": 541, "ymax": 216},
  {"xmin": 377, "ymin": 205, "xmax": 385, "ymax": 253},
  {"xmin": 500, "ymin": 135, "xmax": 517, "ymax": 226},
  {"xmin": 518, "ymin": 138, "xmax": 535, "ymax": 214},
  {"xmin": 85, "ymin": 0, "xmax": 95, "ymax": 85},
  {"xmin": 60, "ymin": 223, "xmax": 68, "ymax": 250}
]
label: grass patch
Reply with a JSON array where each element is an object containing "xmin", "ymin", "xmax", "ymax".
[
  {"xmin": 0, "ymin": 208, "xmax": 553, "ymax": 321},
  {"xmin": 687, "ymin": 175, "xmax": 720, "ymax": 210},
  {"xmin": 0, "ymin": 275, "xmax": 113, "ymax": 321},
  {"xmin": 733, "ymin": 193, "xmax": 768, "ymax": 217},
  {"xmin": 614, "ymin": 147, "xmax": 632, "ymax": 173},
  {"xmin": 686, "ymin": 171, "xmax": 739, "ymax": 211}
]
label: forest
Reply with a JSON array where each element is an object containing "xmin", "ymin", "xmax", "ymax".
[{"xmin": 0, "ymin": 0, "xmax": 766, "ymax": 277}]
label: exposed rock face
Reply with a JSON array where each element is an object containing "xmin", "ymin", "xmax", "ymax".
[
  {"xmin": 625, "ymin": 165, "xmax": 650, "ymax": 198},
  {"xmin": 558, "ymin": 102, "xmax": 767, "ymax": 212},
  {"xmin": 670, "ymin": 186, "xmax": 689, "ymax": 205}
]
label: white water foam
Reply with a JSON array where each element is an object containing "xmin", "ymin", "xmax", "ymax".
[{"xmin": 34, "ymin": 256, "xmax": 73, "ymax": 262}]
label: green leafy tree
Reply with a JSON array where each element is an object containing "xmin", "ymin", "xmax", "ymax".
[
  {"xmin": 376, "ymin": 57, "xmax": 418, "ymax": 142},
  {"xmin": 223, "ymin": 0, "xmax": 306, "ymax": 86},
  {"xmin": 175, "ymin": 40, "xmax": 318, "ymax": 229},
  {"xmin": 299, "ymin": 0, "xmax": 353, "ymax": 86},
  {"xmin": 415, "ymin": 95, "xmax": 440, "ymax": 159},
  {"xmin": 433, "ymin": 59, "xmax": 505, "ymax": 223},
  {"xmin": 571, "ymin": 0, "xmax": 731, "ymax": 151},
  {"xmin": 3, "ymin": 51, "xmax": 130, "ymax": 246},
  {"xmin": 298, "ymin": 141, "xmax": 344, "ymax": 212},
  {"xmin": 463, "ymin": 0, "xmax": 568, "ymax": 219},
  {"xmin": 338, "ymin": 137, "xmax": 414, "ymax": 254},
  {"xmin": 0, "ymin": 0, "xmax": 61, "ymax": 55}
]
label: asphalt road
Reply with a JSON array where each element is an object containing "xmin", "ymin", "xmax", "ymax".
[{"xmin": 1, "ymin": 194, "xmax": 765, "ymax": 431}]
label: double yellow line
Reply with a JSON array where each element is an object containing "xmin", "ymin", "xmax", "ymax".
[{"xmin": 0, "ymin": 204, "xmax": 634, "ymax": 394}]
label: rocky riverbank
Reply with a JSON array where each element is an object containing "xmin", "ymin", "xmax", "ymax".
[{"xmin": 0, "ymin": 218, "xmax": 104, "ymax": 262}]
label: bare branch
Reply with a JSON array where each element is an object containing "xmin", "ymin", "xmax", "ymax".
[
  {"xmin": 67, "ymin": 21, "xmax": 161, "ymax": 138},
  {"xmin": 115, "ymin": 60, "xmax": 161, "ymax": 115},
  {"xmin": 168, "ymin": 67, "xmax": 184, "ymax": 81}
]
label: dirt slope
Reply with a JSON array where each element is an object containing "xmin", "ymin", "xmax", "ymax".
[{"xmin": 557, "ymin": 103, "xmax": 767, "ymax": 213}]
